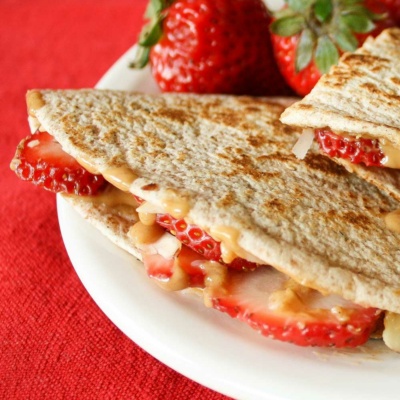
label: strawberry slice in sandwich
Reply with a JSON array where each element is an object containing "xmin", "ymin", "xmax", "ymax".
[
  {"xmin": 281, "ymin": 28, "xmax": 400, "ymax": 202},
  {"xmin": 11, "ymin": 89, "xmax": 400, "ymax": 351}
]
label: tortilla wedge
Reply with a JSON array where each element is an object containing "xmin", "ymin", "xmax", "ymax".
[
  {"xmin": 18, "ymin": 88, "xmax": 400, "ymax": 319},
  {"xmin": 280, "ymin": 28, "xmax": 400, "ymax": 200}
]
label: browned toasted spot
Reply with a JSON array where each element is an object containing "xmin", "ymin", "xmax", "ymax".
[
  {"xmin": 257, "ymin": 153, "xmax": 295, "ymax": 164},
  {"xmin": 304, "ymin": 154, "xmax": 347, "ymax": 176},
  {"xmin": 141, "ymin": 130, "xmax": 167, "ymax": 150},
  {"xmin": 342, "ymin": 53, "xmax": 389, "ymax": 69},
  {"xmin": 391, "ymin": 76, "xmax": 400, "ymax": 86},
  {"xmin": 217, "ymin": 192, "xmax": 236, "ymax": 208},
  {"xmin": 216, "ymin": 152, "xmax": 230, "ymax": 161},
  {"xmin": 342, "ymin": 211, "xmax": 372, "ymax": 230},
  {"xmin": 272, "ymin": 120, "xmax": 298, "ymax": 136},
  {"xmin": 133, "ymin": 136, "xmax": 146, "ymax": 147},
  {"xmin": 176, "ymin": 152, "xmax": 187, "ymax": 162},
  {"xmin": 141, "ymin": 183, "xmax": 159, "ymax": 191},
  {"xmin": 360, "ymin": 82, "xmax": 380, "ymax": 94},
  {"xmin": 296, "ymin": 103, "xmax": 314, "ymax": 111},
  {"xmin": 155, "ymin": 108, "xmax": 194, "ymax": 124},
  {"xmin": 386, "ymin": 28, "xmax": 400, "ymax": 42},
  {"xmin": 246, "ymin": 134, "xmax": 268, "ymax": 147},
  {"xmin": 264, "ymin": 198, "xmax": 285, "ymax": 213},
  {"xmin": 236, "ymin": 96, "xmax": 270, "ymax": 107},
  {"xmin": 361, "ymin": 82, "xmax": 400, "ymax": 102},
  {"xmin": 324, "ymin": 70, "xmax": 364, "ymax": 88},
  {"xmin": 211, "ymin": 111, "xmax": 242, "ymax": 127},
  {"xmin": 244, "ymin": 106, "xmax": 262, "ymax": 113}
]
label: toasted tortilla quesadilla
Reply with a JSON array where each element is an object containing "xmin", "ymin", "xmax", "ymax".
[
  {"xmin": 280, "ymin": 28, "xmax": 400, "ymax": 201},
  {"xmin": 11, "ymin": 89, "xmax": 400, "ymax": 350}
]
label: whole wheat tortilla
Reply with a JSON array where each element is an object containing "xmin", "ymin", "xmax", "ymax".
[{"xmin": 27, "ymin": 89, "xmax": 400, "ymax": 313}]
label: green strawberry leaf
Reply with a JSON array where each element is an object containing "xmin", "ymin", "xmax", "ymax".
[
  {"xmin": 334, "ymin": 26, "xmax": 358, "ymax": 52},
  {"xmin": 314, "ymin": 0, "xmax": 333, "ymax": 23},
  {"xmin": 315, "ymin": 35, "xmax": 339, "ymax": 73},
  {"xmin": 138, "ymin": 18, "xmax": 163, "ymax": 47},
  {"xmin": 287, "ymin": 0, "xmax": 314, "ymax": 12},
  {"xmin": 342, "ymin": 13, "xmax": 375, "ymax": 33},
  {"xmin": 273, "ymin": 8, "xmax": 297, "ymax": 20},
  {"xmin": 296, "ymin": 28, "xmax": 316, "ymax": 72},
  {"xmin": 342, "ymin": 3, "xmax": 386, "ymax": 20},
  {"xmin": 270, "ymin": 15, "xmax": 306, "ymax": 36},
  {"xmin": 130, "ymin": 46, "xmax": 151, "ymax": 69}
]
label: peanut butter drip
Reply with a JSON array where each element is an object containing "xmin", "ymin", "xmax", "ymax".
[
  {"xmin": 160, "ymin": 190, "xmax": 190, "ymax": 219},
  {"xmin": 209, "ymin": 226, "xmax": 262, "ymax": 264},
  {"xmin": 380, "ymin": 141, "xmax": 400, "ymax": 169},
  {"xmin": 384, "ymin": 210, "xmax": 400, "ymax": 233},
  {"xmin": 76, "ymin": 157, "xmax": 99, "ymax": 175},
  {"xmin": 383, "ymin": 312, "xmax": 400, "ymax": 352},
  {"xmin": 268, "ymin": 279, "xmax": 311, "ymax": 313},
  {"xmin": 154, "ymin": 261, "xmax": 190, "ymax": 292},
  {"xmin": 26, "ymin": 90, "xmax": 45, "ymax": 116},
  {"xmin": 76, "ymin": 184, "xmax": 138, "ymax": 209},
  {"xmin": 128, "ymin": 221, "xmax": 164, "ymax": 245},
  {"xmin": 138, "ymin": 212, "xmax": 157, "ymax": 226},
  {"xmin": 103, "ymin": 167, "xmax": 137, "ymax": 192},
  {"xmin": 201, "ymin": 261, "xmax": 228, "ymax": 307}
]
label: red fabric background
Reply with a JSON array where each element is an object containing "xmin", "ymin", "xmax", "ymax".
[{"xmin": 0, "ymin": 1, "xmax": 230, "ymax": 398}]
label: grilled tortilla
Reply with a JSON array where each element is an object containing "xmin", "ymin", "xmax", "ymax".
[
  {"xmin": 27, "ymin": 89, "xmax": 400, "ymax": 314},
  {"xmin": 280, "ymin": 27, "xmax": 400, "ymax": 200}
]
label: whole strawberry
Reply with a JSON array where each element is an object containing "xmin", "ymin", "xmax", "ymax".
[
  {"xmin": 131, "ymin": 0, "xmax": 292, "ymax": 96},
  {"xmin": 269, "ymin": 0, "xmax": 396, "ymax": 96}
]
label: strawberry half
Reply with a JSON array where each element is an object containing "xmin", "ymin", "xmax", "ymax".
[
  {"xmin": 315, "ymin": 129, "xmax": 385, "ymax": 167},
  {"xmin": 11, "ymin": 131, "xmax": 106, "ymax": 195},
  {"xmin": 211, "ymin": 266, "xmax": 381, "ymax": 348}
]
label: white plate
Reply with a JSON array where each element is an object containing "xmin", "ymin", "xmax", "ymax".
[{"xmin": 58, "ymin": 45, "xmax": 400, "ymax": 400}]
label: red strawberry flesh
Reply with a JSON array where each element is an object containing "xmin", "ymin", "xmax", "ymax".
[
  {"xmin": 155, "ymin": 213, "xmax": 260, "ymax": 271},
  {"xmin": 12, "ymin": 131, "xmax": 106, "ymax": 195},
  {"xmin": 315, "ymin": 128, "xmax": 385, "ymax": 167},
  {"xmin": 143, "ymin": 247, "xmax": 381, "ymax": 348},
  {"xmin": 145, "ymin": 0, "xmax": 291, "ymax": 95},
  {"xmin": 134, "ymin": 196, "xmax": 260, "ymax": 271},
  {"xmin": 211, "ymin": 267, "xmax": 381, "ymax": 348}
]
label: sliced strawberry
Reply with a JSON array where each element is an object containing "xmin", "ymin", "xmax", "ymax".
[
  {"xmin": 155, "ymin": 213, "xmax": 259, "ymax": 271},
  {"xmin": 315, "ymin": 129, "xmax": 385, "ymax": 167},
  {"xmin": 134, "ymin": 196, "xmax": 260, "ymax": 271},
  {"xmin": 12, "ymin": 131, "xmax": 105, "ymax": 195},
  {"xmin": 211, "ymin": 266, "xmax": 381, "ymax": 348}
]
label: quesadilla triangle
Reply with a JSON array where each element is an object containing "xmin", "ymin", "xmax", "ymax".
[
  {"xmin": 280, "ymin": 27, "xmax": 400, "ymax": 202},
  {"xmin": 11, "ymin": 89, "xmax": 400, "ymax": 351}
]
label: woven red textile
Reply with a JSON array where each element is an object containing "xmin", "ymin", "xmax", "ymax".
[{"xmin": 0, "ymin": 1, "xmax": 231, "ymax": 398}]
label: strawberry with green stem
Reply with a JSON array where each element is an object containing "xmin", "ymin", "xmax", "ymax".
[
  {"xmin": 269, "ymin": 0, "xmax": 395, "ymax": 96},
  {"xmin": 132, "ymin": 0, "xmax": 292, "ymax": 96}
]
